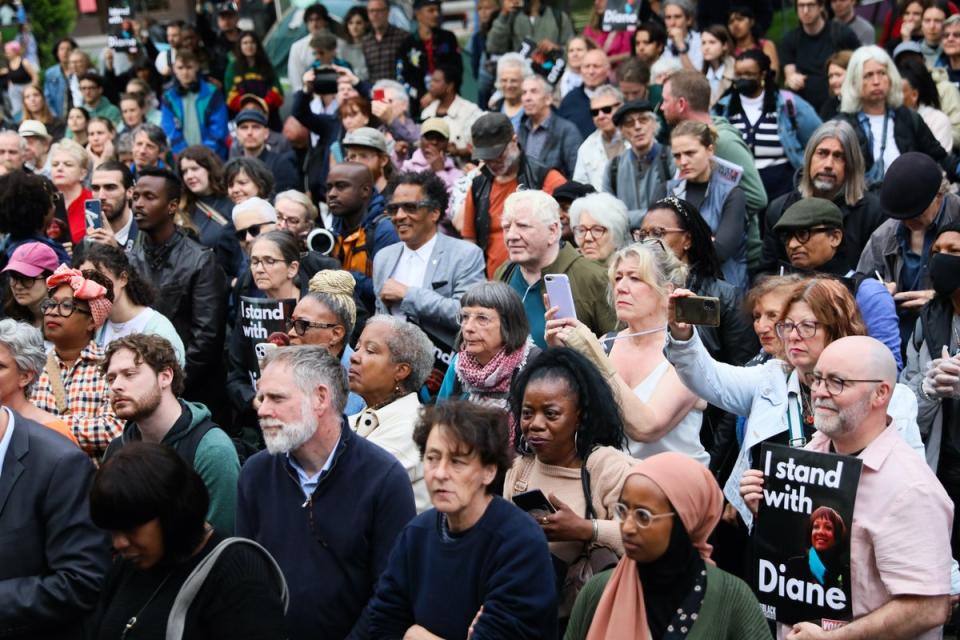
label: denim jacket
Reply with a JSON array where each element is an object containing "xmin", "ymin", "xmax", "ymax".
[{"xmin": 43, "ymin": 64, "xmax": 68, "ymax": 119}]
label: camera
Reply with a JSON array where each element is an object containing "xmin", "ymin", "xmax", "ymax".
[
  {"xmin": 312, "ymin": 67, "xmax": 338, "ymax": 95},
  {"xmin": 306, "ymin": 228, "xmax": 335, "ymax": 255}
]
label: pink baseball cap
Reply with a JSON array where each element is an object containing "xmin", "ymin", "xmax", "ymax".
[{"xmin": 3, "ymin": 242, "xmax": 60, "ymax": 277}]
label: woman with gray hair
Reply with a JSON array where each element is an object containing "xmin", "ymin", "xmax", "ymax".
[
  {"xmin": 569, "ymin": 192, "xmax": 631, "ymax": 266},
  {"xmin": 491, "ymin": 53, "xmax": 533, "ymax": 126},
  {"xmin": 0, "ymin": 318, "xmax": 77, "ymax": 444},
  {"xmin": 661, "ymin": 0, "xmax": 703, "ymax": 71},
  {"xmin": 834, "ymin": 45, "xmax": 946, "ymax": 185},
  {"xmin": 348, "ymin": 314, "xmax": 434, "ymax": 512}
]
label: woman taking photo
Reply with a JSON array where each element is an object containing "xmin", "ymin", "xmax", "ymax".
[
  {"xmin": 21, "ymin": 85, "xmax": 65, "ymax": 141},
  {"xmin": 546, "ymin": 241, "xmax": 707, "ymax": 465},
  {"xmin": 49, "ymin": 138, "xmax": 93, "ymax": 246},
  {"xmin": 86, "ymin": 442, "xmax": 288, "ymax": 639},
  {"xmin": 2, "ymin": 242, "xmax": 59, "ymax": 328},
  {"xmin": 224, "ymin": 156, "xmax": 274, "ymax": 205},
  {"xmin": 701, "ymin": 25, "xmax": 735, "ymax": 106},
  {"xmin": 65, "ymin": 106, "xmax": 90, "ymax": 145},
  {"xmin": 178, "ymin": 145, "xmax": 243, "ymax": 280},
  {"xmin": 337, "ymin": 6, "xmax": 370, "ymax": 81},
  {"xmin": 225, "ymin": 31, "xmax": 284, "ymax": 129},
  {"xmin": 565, "ymin": 452, "xmax": 771, "ymax": 639},
  {"xmin": 437, "ymin": 281, "xmax": 538, "ymax": 411},
  {"xmin": 366, "ymin": 401, "xmax": 559, "ymax": 639},
  {"xmin": 348, "ymin": 314, "xmax": 435, "ymax": 512},
  {"xmin": 569, "ymin": 193, "xmax": 631, "ymax": 266},
  {"xmin": 86, "ymin": 116, "xmax": 117, "ymax": 166},
  {"xmin": 655, "ymin": 120, "xmax": 749, "ymax": 290},
  {"xmin": 504, "ymin": 347, "xmax": 633, "ymax": 621}
]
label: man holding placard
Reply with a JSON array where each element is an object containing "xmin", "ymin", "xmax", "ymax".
[{"xmin": 741, "ymin": 336, "xmax": 953, "ymax": 639}]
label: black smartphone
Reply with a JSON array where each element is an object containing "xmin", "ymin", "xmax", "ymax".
[
  {"xmin": 512, "ymin": 489, "xmax": 557, "ymax": 518},
  {"xmin": 674, "ymin": 295, "xmax": 721, "ymax": 326}
]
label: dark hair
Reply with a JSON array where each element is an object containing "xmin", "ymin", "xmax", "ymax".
[
  {"xmin": 385, "ymin": 170, "xmax": 450, "ymax": 217},
  {"xmin": 728, "ymin": 48, "xmax": 778, "ymax": 118},
  {"xmin": 68, "ymin": 106, "xmax": 90, "ymax": 125},
  {"xmin": 645, "ymin": 197, "xmax": 722, "ymax": 280},
  {"xmin": 310, "ymin": 30, "xmax": 338, "ymax": 53},
  {"xmin": 79, "ymin": 268, "xmax": 115, "ymax": 303},
  {"xmin": 224, "ymin": 156, "xmax": 274, "ymax": 199},
  {"xmin": 252, "ymin": 229, "xmax": 302, "ymax": 266},
  {"xmin": 455, "ymin": 282, "xmax": 530, "ymax": 352},
  {"xmin": 102, "ymin": 334, "xmax": 185, "ymax": 395},
  {"xmin": 77, "ymin": 242, "xmax": 156, "ymax": 307},
  {"xmin": 510, "ymin": 347, "xmax": 626, "ymax": 458},
  {"xmin": 806, "ymin": 505, "xmax": 847, "ymax": 550},
  {"xmin": 54, "ymin": 37, "xmax": 77, "ymax": 52},
  {"xmin": 342, "ymin": 5, "xmax": 370, "ymax": 44},
  {"xmin": 80, "ymin": 72, "xmax": 104, "ymax": 88},
  {"xmin": 634, "ymin": 21, "xmax": 667, "ymax": 52},
  {"xmin": 435, "ymin": 62, "xmax": 463, "ymax": 94},
  {"xmin": 303, "ymin": 3, "xmax": 330, "ymax": 23},
  {"xmin": 95, "ymin": 160, "xmax": 134, "ymax": 190},
  {"xmin": 413, "ymin": 400, "xmax": 514, "ymax": 494},
  {"xmin": 175, "ymin": 47, "xmax": 199, "ymax": 67},
  {"xmin": 178, "ymin": 144, "xmax": 227, "ymax": 209},
  {"xmin": 138, "ymin": 167, "xmax": 183, "ymax": 202},
  {"xmin": 728, "ymin": 5, "xmax": 764, "ymax": 43},
  {"xmin": 133, "ymin": 123, "xmax": 168, "ymax": 152},
  {"xmin": 88, "ymin": 116, "xmax": 116, "ymax": 135},
  {"xmin": 0, "ymin": 171, "xmax": 54, "ymax": 237},
  {"xmin": 90, "ymin": 442, "xmax": 209, "ymax": 561},
  {"xmin": 233, "ymin": 30, "xmax": 275, "ymax": 84},
  {"xmin": 616, "ymin": 57, "xmax": 650, "ymax": 85},
  {"xmin": 898, "ymin": 57, "xmax": 942, "ymax": 109},
  {"xmin": 120, "ymin": 91, "xmax": 146, "ymax": 110},
  {"xmin": 702, "ymin": 25, "xmax": 733, "ymax": 75}
]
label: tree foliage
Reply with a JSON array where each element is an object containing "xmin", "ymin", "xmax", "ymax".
[{"xmin": 29, "ymin": 0, "xmax": 78, "ymax": 69}]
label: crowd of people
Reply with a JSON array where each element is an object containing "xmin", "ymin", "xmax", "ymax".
[{"xmin": 2, "ymin": 0, "xmax": 960, "ymax": 638}]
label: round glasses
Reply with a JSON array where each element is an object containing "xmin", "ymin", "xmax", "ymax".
[
  {"xmin": 613, "ymin": 503, "xmax": 676, "ymax": 527},
  {"xmin": 40, "ymin": 298, "xmax": 91, "ymax": 317}
]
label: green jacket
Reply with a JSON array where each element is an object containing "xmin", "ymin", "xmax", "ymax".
[
  {"xmin": 486, "ymin": 5, "xmax": 576, "ymax": 54},
  {"xmin": 564, "ymin": 563, "xmax": 773, "ymax": 640},
  {"xmin": 85, "ymin": 97, "xmax": 122, "ymax": 128}
]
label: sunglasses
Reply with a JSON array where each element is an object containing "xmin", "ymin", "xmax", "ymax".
[
  {"xmin": 286, "ymin": 317, "xmax": 338, "ymax": 336},
  {"xmin": 235, "ymin": 222, "xmax": 268, "ymax": 241},
  {"xmin": 590, "ymin": 103, "xmax": 621, "ymax": 117}
]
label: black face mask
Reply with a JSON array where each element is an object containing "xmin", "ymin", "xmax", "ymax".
[
  {"xmin": 929, "ymin": 252, "xmax": 960, "ymax": 297},
  {"xmin": 735, "ymin": 78, "xmax": 761, "ymax": 96}
]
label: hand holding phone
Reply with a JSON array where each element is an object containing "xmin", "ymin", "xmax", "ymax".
[
  {"xmin": 512, "ymin": 489, "xmax": 557, "ymax": 520},
  {"xmin": 544, "ymin": 274, "xmax": 577, "ymax": 320},
  {"xmin": 373, "ymin": 88, "xmax": 386, "ymax": 102},
  {"xmin": 674, "ymin": 295, "xmax": 721, "ymax": 326}
]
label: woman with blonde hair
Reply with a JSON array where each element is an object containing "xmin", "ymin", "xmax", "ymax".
[{"xmin": 49, "ymin": 137, "xmax": 93, "ymax": 245}]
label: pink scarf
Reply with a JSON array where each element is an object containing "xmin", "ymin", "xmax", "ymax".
[
  {"xmin": 46, "ymin": 265, "xmax": 113, "ymax": 328},
  {"xmin": 456, "ymin": 339, "xmax": 533, "ymax": 397}
]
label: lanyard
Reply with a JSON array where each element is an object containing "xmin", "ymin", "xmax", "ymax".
[{"xmin": 875, "ymin": 111, "xmax": 891, "ymax": 181}]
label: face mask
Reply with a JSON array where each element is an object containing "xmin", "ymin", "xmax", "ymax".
[
  {"xmin": 735, "ymin": 78, "xmax": 760, "ymax": 96},
  {"xmin": 929, "ymin": 252, "xmax": 960, "ymax": 297}
]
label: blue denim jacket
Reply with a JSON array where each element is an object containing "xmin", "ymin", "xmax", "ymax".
[{"xmin": 43, "ymin": 64, "xmax": 68, "ymax": 119}]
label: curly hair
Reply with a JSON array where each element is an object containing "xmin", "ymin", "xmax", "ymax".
[
  {"xmin": 645, "ymin": 197, "xmax": 721, "ymax": 281},
  {"xmin": 385, "ymin": 170, "xmax": 450, "ymax": 217},
  {"xmin": 509, "ymin": 347, "xmax": 626, "ymax": 458},
  {"xmin": 101, "ymin": 333, "xmax": 185, "ymax": 395},
  {"xmin": 76, "ymin": 242, "xmax": 156, "ymax": 307},
  {"xmin": 78, "ymin": 268, "xmax": 115, "ymax": 303},
  {"xmin": 232, "ymin": 31, "xmax": 276, "ymax": 83},
  {"xmin": 782, "ymin": 277, "xmax": 865, "ymax": 344},
  {"xmin": 0, "ymin": 171, "xmax": 54, "ymax": 237}
]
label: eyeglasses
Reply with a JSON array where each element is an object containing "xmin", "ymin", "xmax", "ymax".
[
  {"xmin": 385, "ymin": 200, "xmax": 434, "ymax": 216},
  {"xmin": 796, "ymin": 1, "xmax": 820, "ymax": 11},
  {"xmin": 632, "ymin": 226, "xmax": 684, "ymax": 241},
  {"xmin": 40, "ymin": 298, "xmax": 91, "ymax": 317},
  {"xmin": 590, "ymin": 103, "xmax": 621, "ymax": 117},
  {"xmin": 235, "ymin": 222, "xmax": 267, "ymax": 241},
  {"xmin": 250, "ymin": 256, "xmax": 287, "ymax": 268},
  {"xmin": 286, "ymin": 317, "xmax": 339, "ymax": 336},
  {"xmin": 573, "ymin": 225, "xmax": 609, "ymax": 240},
  {"xmin": 777, "ymin": 226, "xmax": 837, "ymax": 246},
  {"xmin": 945, "ymin": 30, "xmax": 960, "ymax": 39},
  {"xmin": 613, "ymin": 503, "xmax": 676, "ymax": 527},
  {"xmin": 806, "ymin": 372, "xmax": 884, "ymax": 395},
  {"xmin": 775, "ymin": 320, "xmax": 821, "ymax": 339},
  {"xmin": 9, "ymin": 272, "xmax": 45, "ymax": 287},
  {"xmin": 459, "ymin": 311, "xmax": 496, "ymax": 327},
  {"xmin": 620, "ymin": 115, "xmax": 651, "ymax": 129}
]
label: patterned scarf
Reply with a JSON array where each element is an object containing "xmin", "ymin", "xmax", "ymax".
[{"xmin": 456, "ymin": 338, "xmax": 533, "ymax": 398}]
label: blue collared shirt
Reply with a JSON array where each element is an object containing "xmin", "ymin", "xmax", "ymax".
[
  {"xmin": 895, "ymin": 200, "xmax": 945, "ymax": 292},
  {"xmin": 522, "ymin": 113, "xmax": 553, "ymax": 162},
  {"xmin": 0, "ymin": 408, "xmax": 15, "ymax": 479},
  {"xmin": 287, "ymin": 433, "xmax": 341, "ymax": 500}
]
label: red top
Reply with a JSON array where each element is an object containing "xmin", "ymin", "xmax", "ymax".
[{"xmin": 65, "ymin": 187, "xmax": 93, "ymax": 245}]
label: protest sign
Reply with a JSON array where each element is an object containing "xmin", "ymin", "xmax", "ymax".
[
  {"xmin": 239, "ymin": 297, "xmax": 296, "ymax": 388},
  {"xmin": 602, "ymin": 0, "xmax": 639, "ymax": 31},
  {"xmin": 753, "ymin": 443, "xmax": 862, "ymax": 627}
]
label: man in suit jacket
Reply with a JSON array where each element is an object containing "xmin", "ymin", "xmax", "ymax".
[
  {"xmin": 374, "ymin": 171, "xmax": 486, "ymax": 349},
  {"xmin": 0, "ymin": 408, "xmax": 110, "ymax": 639}
]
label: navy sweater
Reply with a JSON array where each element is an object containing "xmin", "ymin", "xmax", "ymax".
[
  {"xmin": 236, "ymin": 421, "xmax": 416, "ymax": 640},
  {"xmin": 365, "ymin": 496, "xmax": 559, "ymax": 639}
]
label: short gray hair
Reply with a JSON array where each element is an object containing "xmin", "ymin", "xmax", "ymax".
[
  {"xmin": 663, "ymin": 0, "xmax": 695, "ymax": 18},
  {"xmin": 261, "ymin": 345, "xmax": 348, "ymax": 414},
  {"xmin": 373, "ymin": 79, "xmax": 408, "ymax": 107},
  {"xmin": 0, "ymin": 319, "xmax": 46, "ymax": 397},
  {"xmin": 568, "ymin": 193, "xmax": 631, "ymax": 249},
  {"xmin": 275, "ymin": 189, "xmax": 319, "ymax": 223},
  {"xmin": 364, "ymin": 315, "xmax": 435, "ymax": 393},
  {"xmin": 456, "ymin": 281, "xmax": 529, "ymax": 352},
  {"xmin": 502, "ymin": 189, "xmax": 560, "ymax": 227},
  {"xmin": 496, "ymin": 53, "xmax": 534, "ymax": 84},
  {"xmin": 840, "ymin": 46, "xmax": 902, "ymax": 113},
  {"xmin": 0, "ymin": 130, "xmax": 25, "ymax": 152},
  {"xmin": 945, "ymin": 13, "xmax": 960, "ymax": 28},
  {"xmin": 592, "ymin": 85, "xmax": 624, "ymax": 104},
  {"xmin": 799, "ymin": 120, "xmax": 866, "ymax": 206},
  {"xmin": 133, "ymin": 123, "xmax": 168, "ymax": 152}
]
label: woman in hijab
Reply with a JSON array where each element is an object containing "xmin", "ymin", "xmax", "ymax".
[{"xmin": 565, "ymin": 452, "xmax": 771, "ymax": 639}]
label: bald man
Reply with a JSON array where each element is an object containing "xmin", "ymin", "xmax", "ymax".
[
  {"xmin": 326, "ymin": 162, "xmax": 398, "ymax": 312},
  {"xmin": 743, "ymin": 336, "xmax": 953, "ymax": 640},
  {"xmin": 0, "ymin": 130, "xmax": 25, "ymax": 175},
  {"xmin": 559, "ymin": 49, "xmax": 612, "ymax": 138}
]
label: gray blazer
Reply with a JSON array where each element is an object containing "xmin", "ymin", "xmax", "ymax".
[
  {"xmin": 373, "ymin": 233, "xmax": 486, "ymax": 348},
  {"xmin": 0, "ymin": 411, "xmax": 110, "ymax": 639}
]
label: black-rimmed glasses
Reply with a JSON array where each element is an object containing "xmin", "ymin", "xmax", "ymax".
[
  {"xmin": 286, "ymin": 317, "xmax": 338, "ymax": 336},
  {"xmin": 40, "ymin": 298, "xmax": 91, "ymax": 317},
  {"xmin": 807, "ymin": 373, "xmax": 884, "ymax": 395}
]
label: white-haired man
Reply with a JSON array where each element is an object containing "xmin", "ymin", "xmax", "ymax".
[
  {"xmin": 232, "ymin": 196, "xmax": 278, "ymax": 255},
  {"xmin": 517, "ymin": 74, "xmax": 582, "ymax": 178},
  {"xmin": 573, "ymin": 85, "xmax": 625, "ymax": 191},
  {"xmin": 493, "ymin": 190, "xmax": 616, "ymax": 348}
]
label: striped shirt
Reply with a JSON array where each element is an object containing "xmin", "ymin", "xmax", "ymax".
[
  {"xmin": 728, "ymin": 92, "xmax": 788, "ymax": 170},
  {"xmin": 32, "ymin": 341, "xmax": 123, "ymax": 461}
]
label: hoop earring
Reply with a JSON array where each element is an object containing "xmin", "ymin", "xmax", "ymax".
[{"xmin": 518, "ymin": 433, "xmax": 532, "ymax": 455}]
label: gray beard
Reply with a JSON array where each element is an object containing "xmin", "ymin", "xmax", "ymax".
[{"xmin": 812, "ymin": 179, "xmax": 840, "ymax": 195}]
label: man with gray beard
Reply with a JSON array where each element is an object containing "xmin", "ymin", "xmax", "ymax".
[
  {"xmin": 236, "ymin": 346, "xmax": 415, "ymax": 640},
  {"xmin": 102, "ymin": 334, "xmax": 239, "ymax": 534},
  {"xmin": 741, "ymin": 336, "xmax": 953, "ymax": 640}
]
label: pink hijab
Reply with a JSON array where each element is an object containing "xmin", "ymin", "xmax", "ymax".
[{"xmin": 585, "ymin": 452, "xmax": 723, "ymax": 640}]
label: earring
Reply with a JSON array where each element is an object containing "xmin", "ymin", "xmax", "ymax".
[{"xmin": 518, "ymin": 433, "xmax": 532, "ymax": 455}]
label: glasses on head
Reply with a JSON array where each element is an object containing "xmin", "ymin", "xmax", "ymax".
[
  {"xmin": 286, "ymin": 317, "xmax": 338, "ymax": 336},
  {"xmin": 613, "ymin": 503, "xmax": 676, "ymax": 527},
  {"xmin": 385, "ymin": 200, "xmax": 434, "ymax": 216},
  {"xmin": 590, "ymin": 103, "xmax": 621, "ymax": 117},
  {"xmin": 235, "ymin": 222, "xmax": 267, "ymax": 241},
  {"xmin": 40, "ymin": 298, "xmax": 91, "ymax": 317},
  {"xmin": 573, "ymin": 225, "xmax": 609, "ymax": 240},
  {"xmin": 775, "ymin": 320, "xmax": 821, "ymax": 339},
  {"xmin": 776, "ymin": 226, "xmax": 837, "ymax": 246},
  {"xmin": 806, "ymin": 372, "xmax": 883, "ymax": 395},
  {"xmin": 9, "ymin": 272, "xmax": 45, "ymax": 287},
  {"xmin": 459, "ymin": 311, "xmax": 496, "ymax": 327},
  {"xmin": 632, "ymin": 226, "xmax": 684, "ymax": 241},
  {"xmin": 249, "ymin": 256, "xmax": 287, "ymax": 268}
]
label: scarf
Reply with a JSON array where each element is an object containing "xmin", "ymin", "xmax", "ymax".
[
  {"xmin": 456, "ymin": 338, "xmax": 533, "ymax": 398},
  {"xmin": 585, "ymin": 453, "xmax": 723, "ymax": 640},
  {"xmin": 46, "ymin": 265, "xmax": 112, "ymax": 328}
]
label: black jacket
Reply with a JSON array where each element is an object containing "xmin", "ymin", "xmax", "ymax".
[
  {"xmin": 470, "ymin": 155, "xmax": 552, "ymax": 256},
  {"xmin": 291, "ymin": 90, "xmax": 340, "ymax": 203},
  {"xmin": 397, "ymin": 28, "xmax": 462, "ymax": 120},
  {"xmin": 128, "ymin": 228, "xmax": 228, "ymax": 406},
  {"xmin": 833, "ymin": 107, "xmax": 950, "ymax": 176},
  {"xmin": 760, "ymin": 189, "xmax": 885, "ymax": 275}
]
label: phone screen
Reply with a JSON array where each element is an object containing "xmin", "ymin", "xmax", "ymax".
[
  {"xmin": 373, "ymin": 89, "xmax": 386, "ymax": 101},
  {"xmin": 84, "ymin": 199, "xmax": 103, "ymax": 230}
]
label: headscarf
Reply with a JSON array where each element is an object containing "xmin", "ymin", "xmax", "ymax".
[
  {"xmin": 585, "ymin": 452, "xmax": 723, "ymax": 640},
  {"xmin": 45, "ymin": 265, "xmax": 113, "ymax": 329}
]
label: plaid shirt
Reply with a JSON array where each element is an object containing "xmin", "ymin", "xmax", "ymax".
[
  {"xmin": 32, "ymin": 341, "xmax": 123, "ymax": 460},
  {"xmin": 362, "ymin": 25, "xmax": 408, "ymax": 82}
]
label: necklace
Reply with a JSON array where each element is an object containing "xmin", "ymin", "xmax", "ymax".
[
  {"xmin": 120, "ymin": 571, "xmax": 175, "ymax": 639},
  {"xmin": 799, "ymin": 384, "xmax": 815, "ymax": 426}
]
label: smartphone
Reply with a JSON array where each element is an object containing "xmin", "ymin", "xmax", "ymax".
[
  {"xmin": 373, "ymin": 88, "xmax": 386, "ymax": 102},
  {"xmin": 512, "ymin": 489, "xmax": 557, "ymax": 518},
  {"xmin": 84, "ymin": 199, "xmax": 103, "ymax": 230},
  {"xmin": 674, "ymin": 295, "xmax": 721, "ymax": 326},
  {"xmin": 544, "ymin": 273, "xmax": 577, "ymax": 320}
]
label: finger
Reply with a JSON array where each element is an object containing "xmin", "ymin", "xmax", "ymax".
[{"xmin": 548, "ymin": 493, "xmax": 568, "ymax": 510}]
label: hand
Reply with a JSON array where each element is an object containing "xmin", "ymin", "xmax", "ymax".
[
  {"xmin": 539, "ymin": 494, "xmax": 594, "ymax": 542},
  {"xmin": 370, "ymin": 98, "xmax": 394, "ymax": 123},
  {"xmin": 721, "ymin": 502, "xmax": 739, "ymax": 525},
  {"xmin": 786, "ymin": 621, "xmax": 829, "ymax": 639},
  {"xmin": 467, "ymin": 606, "xmax": 483, "ymax": 639},
  {"xmin": 893, "ymin": 289, "xmax": 935, "ymax": 310},
  {"xmin": 667, "ymin": 27, "xmax": 686, "ymax": 49},
  {"xmin": 403, "ymin": 624, "xmax": 442, "ymax": 640},
  {"xmin": 330, "ymin": 64, "xmax": 359, "ymax": 87},
  {"xmin": 740, "ymin": 469, "xmax": 764, "ymax": 516},
  {"xmin": 924, "ymin": 346, "xmax": 960, "ymax": 398},
  {"xmin": 666, "ymin": 288, "xmax": 696, "ymax": 341},
  {"xmin": 901, "ymin": 19, "xmax": 918, "ymax": 40},
  {"xmin": 104, "ymin": 48, "xmax": 114, "ymax": 70},
  {"xmin": 536, "ymin": 39, "xmax": 560, "ymax": 54},
  {"xmin": 883, "ymin": 280, "xmax": 897, "ymax": 296},
  {"xmin": 501, "ymin": 0, "xmax": 523, "ymax": 15},
  {"xmin": 785, "ymin": 71, "xmax": 806, "ymax": 91},
  {"xmin": 301, "ymin": 69, "xmax": 315, "ymax": 94},
  {"xmin": 394, "ymin": 140, "xmax": 410, "ymax": 160},
  {"xmin": 419, "ymin": 93, "xmax": 435, "ymax": 109},
  {"xmin": 379, "ymin": 278, "xmax": 409, "ymax": 305},
  {"xmin": 543, "ymin": 301, "xmax": 580, "ymax": 347},
  {"xmin": 84, "ymin": 225, "xmax": 119, "ymax": 247}
]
